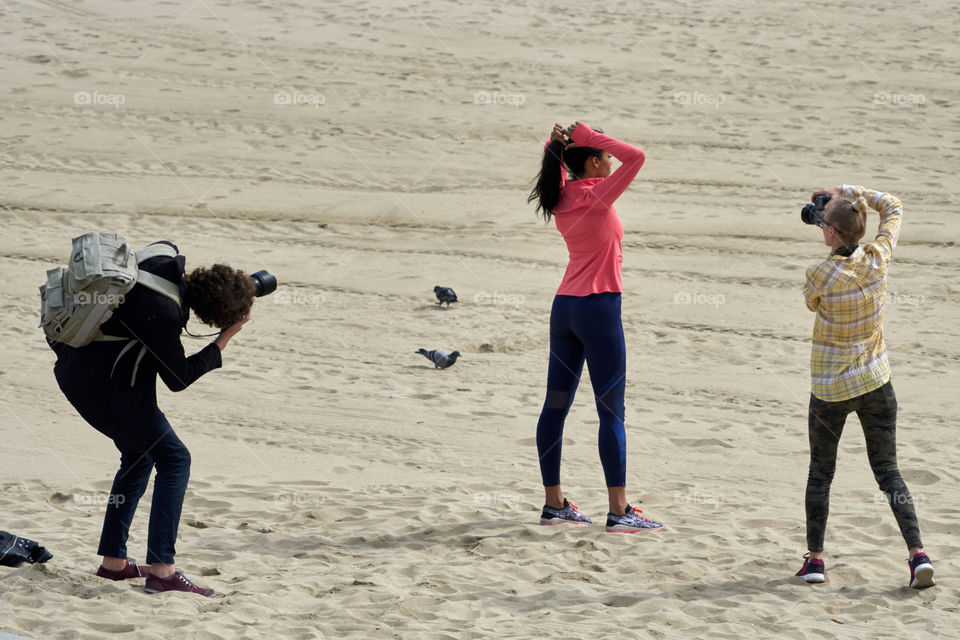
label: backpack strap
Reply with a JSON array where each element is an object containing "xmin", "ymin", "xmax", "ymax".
[
  {"xmin": 108, "ymin": 338, "xmax": 149, "ymax": 387},
  {"xmin": 137, "ymin": 271, "xmax": 181, "ymax": 306},
  {"xmin": 134, "ymin": 243, "xmax": 182, "ymax": 306},
  {"xmin": 134, "ymin": 243, "xmax": 177, "ymax": 263}
]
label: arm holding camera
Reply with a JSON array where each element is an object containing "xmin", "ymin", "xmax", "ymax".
[
  {"xmin": 839, "ymin": 184, "xmax": 902, "ymax": 267},
  {"xmin": 215, "ymin": 315, "xmax": 249, "ymax": 352},
  {"xmin": 128, "ymin": 263, "xmax": 258, "ymax": 392},
  {"xmin": 802, "ymin": 184, "xmax": 902, "ymax": 312},
  {"xmin": 810, "ymin": 185, "xmax": 902, "ymax": 265},
  {"xmin": 127, "ymin": 305, "xmax": 224, "ymax": 393}
]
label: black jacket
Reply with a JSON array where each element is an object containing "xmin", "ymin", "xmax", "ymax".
[{"xmin": 50, "ymin": 241, "xmax": 221, "ymax": 446}]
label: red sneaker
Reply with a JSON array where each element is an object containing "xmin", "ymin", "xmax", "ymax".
[
  {"xmin": 144, "ymin": 570, "xmax": 215, "ymax": 597},
  {"xmin": 96, "ymin": 558, "xmax": 150, "ymax": 580}
]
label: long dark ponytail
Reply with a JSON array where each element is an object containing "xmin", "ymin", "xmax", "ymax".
[{"xmin": 528, "ymin": 140, "xmax": 604, "ymax": 223}]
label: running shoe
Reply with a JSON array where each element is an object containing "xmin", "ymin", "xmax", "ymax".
[
  {"xmin": 96, "ymin": 557, "xmax": 150, "ymax": 580},
  {"xmin": 539, "ymin": 498, "xmax": 592, "ymax": 526},
  {"xmin": 605, "ymin": 504, "xmax": 663, "ymax": 533},
  {"xmin": 908, "ymin": 553, "xmax": 935, "ymax": 589},
  {"xmin": 795, "ymin": 553, "xmax": 825, "ymax": 583},
  {"xmin": 144, "ymin": 569, "xmax": 215, "ymax": 597}
]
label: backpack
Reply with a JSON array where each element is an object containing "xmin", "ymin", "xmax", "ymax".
[{"xmin": 39, "ymin": 232, "xmax": 183, "ymax": 347}]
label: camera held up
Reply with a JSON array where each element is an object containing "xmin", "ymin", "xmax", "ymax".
[
  {"xmin": 250, "ymin": 270, "xmax": 278, "ymax": 297},
  {"xmin": 801, "ymin": 194, "xmax": 832, "ymax": 226}
]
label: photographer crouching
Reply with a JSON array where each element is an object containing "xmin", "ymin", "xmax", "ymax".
[{"xmin": 45, "ymin": 237, "xmax": 275, "ymax": 596}]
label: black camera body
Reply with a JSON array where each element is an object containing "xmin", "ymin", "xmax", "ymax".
[
  {"xmin": 801, "ymin": 194, "xmax": 832, "ymax": 226},
  {"xmin": 250, "ymin": 270, "xmax": 277, "ymax": 297}
]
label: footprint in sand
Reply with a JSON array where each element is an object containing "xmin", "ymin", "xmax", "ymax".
[
  {"xmin": 669, "ymin": 438, "xmax": 734, "ymax": 449},
  {"xmin": 901, "ymin": 469, "xmax": 940, "ymax": 485}
]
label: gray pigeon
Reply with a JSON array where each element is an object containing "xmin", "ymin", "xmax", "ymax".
[
  {"xmin": 434, "ymin": 285, "xmax": 458, "ymax": 307},
  {"xmin": 416, "ymin": 348, "xmax": 461, "ymax": 369}
]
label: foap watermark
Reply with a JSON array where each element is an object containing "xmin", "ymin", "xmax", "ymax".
[
  {"xmin": 673, "ymin": 291, "xmax": 725, "ymax": 307},
  {"xmin": 74, "ymin": 91, "xmax": 125, "ymax": 108},
  {"xmin": 873, "ymin": 491, "xmax": 924, "ymax": 506},
  {"xmin": 474, "ymin": 492, "xmax": 524, "ymax": 508},
  {"xmin": 672, "ymin": 491, "xmax": 723, "ymax": 508},
  {"xmin": 473, "ymin": 291, "xmax": 525, "ymax": 306},
  {"xmin": 273, "ymin": 290, "xmax": 326, "ymax": 307},
  {"xmin": 74, "ymin": 492, "xmax": 126, "ymax": 506},
  {"xmin": 274, "ymin": 491, "xmax": 326, "ymax": 507},
  {"xmin": 887, "ymin": 291, "xmax": 926, "ymax": 308},
  {"xmin": 274, "ymin": 90, "xmax": 325, "ymax": 108},
  {"xmin": 873, "ymin": 92, "xmax": 925, "ymax": 107},
  {"xmin": 674, "ymin": 91, "xmax": 726, "ymax": 109},
  {"xmin": 74, "ymin": 291, "xmax": 125, "ymax": 306},
  {"xmin": 473, "ymin": 91, "xmax": 526, "ymax": 108}
]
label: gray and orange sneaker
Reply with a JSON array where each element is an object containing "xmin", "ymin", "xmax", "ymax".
[
  {"xmin": 539, "ymin": 498, "xmax": 592, "ymax": 526},
  {"xmin": 605, "ymin": 504, "xmax": 663, "ymax": 533},
  {"xmin": 144, "ymin": 569, "xmax": 215, "ymax": 597},
  {"xmin": 795, "ymin": 553, "xmax": 825, "ymax": 583},
  {"xmin": 909, "ymin": 553, "xmax": 935, "ymax": 589}
]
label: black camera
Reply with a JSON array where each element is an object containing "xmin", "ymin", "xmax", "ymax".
[
  {"xmin": 801, "ymin": 194, "xmax": 832, "ymax": 226},
  {"xmin": 250, "ymin": 270, "xmax": 277, "ymax": 297}
]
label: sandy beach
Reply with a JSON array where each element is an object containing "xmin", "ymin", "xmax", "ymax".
[{"xmin": 1, "ymin": 0, "xmax": 959, "ymax": 637}]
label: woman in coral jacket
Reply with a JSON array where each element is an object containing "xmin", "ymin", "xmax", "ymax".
[{"xmin": 528, "ymin": 122, "xmax": 661, "ymax": 533}]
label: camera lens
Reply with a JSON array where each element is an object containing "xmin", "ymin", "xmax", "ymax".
[
  {"xmin": 801, "ymin": 203, "xmax": 820, "ymax": 225},
  {"xmin": 250, "ymin": 270, "xmax": 277, "ymax": 297}
]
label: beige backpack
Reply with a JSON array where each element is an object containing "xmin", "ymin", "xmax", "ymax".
[{"xmin": 39, "ymin": 232, "xmax": 182, "ymax": 347}]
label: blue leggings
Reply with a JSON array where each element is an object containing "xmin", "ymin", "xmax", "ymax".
[{"xmin": 536, "ymin": 293, "xmax": 627, "ymax": 487}]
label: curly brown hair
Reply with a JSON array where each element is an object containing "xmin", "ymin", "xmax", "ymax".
[{"xmin": 184, "ymin": 264, "xmax": 255, "ymax": 328}]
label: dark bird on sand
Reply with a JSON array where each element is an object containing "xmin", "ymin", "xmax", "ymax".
[
  {"xmin": 416, "ymin": 348, "xmax": 461, "ymax": 369},
  {"xmin": 434, "ymin": 286, "xmax": 458, "ymax": 307}
]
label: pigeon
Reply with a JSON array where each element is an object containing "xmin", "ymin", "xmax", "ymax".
[
  {"xmin": 417, "ymin": 348, "xmax": 461, "ymax": 369},
  {"xmin": 434, "ymin": 285, "xmax": 458, "ymax": 307}
]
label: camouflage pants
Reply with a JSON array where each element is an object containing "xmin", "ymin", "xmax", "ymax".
[{"xmin": 805, "ymin": 381, "xmax": 923, "ymax": 552}]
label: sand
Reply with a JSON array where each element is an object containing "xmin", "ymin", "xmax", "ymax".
[{"xmin": 1, "ymin": 0, "xmax": 959, "ymax": 637}]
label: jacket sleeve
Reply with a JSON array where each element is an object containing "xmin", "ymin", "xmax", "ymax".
[
  {"xmin": 842, "ymin": 184, "xmax": 902, "ymax": 269},
  {"xmin": 119, "ymin": 304, "xmax": 222, "ymax": 392},
  {"xmin": 804, "ymin": 265, "xmax": 822, "ymax": 311},
  {"xmin": 569, "ymin": 124, "xmax": 646, "ymax": 210}
]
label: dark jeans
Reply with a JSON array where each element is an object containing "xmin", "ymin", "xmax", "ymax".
[
  {"xmin": 97, "ymin": 408, "xmax": 191, "ymax": 565},
  {"xmin": 804, "ymin": 381, "xmax": 922, "ymax": 552},
  {"xmin": 536, "ymin": 293, "xmax": 627, "ymax": 487}
]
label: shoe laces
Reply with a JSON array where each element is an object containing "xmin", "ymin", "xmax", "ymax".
[
  {"xmin": 566, "ymin": 500, "xmax": 580, "ymax": 513},
  {"xmin": 174, "ymin": 569, "xmax": 197, "ymax": 585},
  {"xmin": 627, "ymin": 505, "xmax": 648, "ymax": 520},
  {"xmin": 801, "ymin": 553, "xmax": 823, "ymax": 566}
]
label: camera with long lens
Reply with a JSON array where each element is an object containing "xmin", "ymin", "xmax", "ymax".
[
  {"xmin": 801, "ymin": 194, "xmax": 832, "ymax": 226},
  {"xmin": 250, "ymin": 270, "xmax": 277, "ymax": 297}
]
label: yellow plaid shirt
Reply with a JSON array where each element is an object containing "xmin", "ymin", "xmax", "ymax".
[{"xmin": 804, "ymin": 185, "xmax": 902, "ymax": 402}]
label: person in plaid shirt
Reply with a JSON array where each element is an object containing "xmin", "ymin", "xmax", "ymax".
[{"xmin": 792, "ymin": 185, "xmax": 934, "ymax": 589}]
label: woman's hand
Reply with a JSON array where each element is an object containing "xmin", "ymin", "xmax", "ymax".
[
  {"xmin": 550, "ymin": 123, "xmax": 567, "ymax": 145},
  {"xmin": 215, "ymin": 314, "xmax": 250, "ymax": 352},
  {"xmin": 812, "ymin": 185, "xmax": 843, "ymax": 201}
]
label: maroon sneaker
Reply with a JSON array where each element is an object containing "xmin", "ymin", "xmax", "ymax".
[
  {"xmin": 95, "ymin": 558, "xmax": 151, "ymax": 581},
  {"xmin": 144, "ymin": 570, "xmax": 215, "ymax": 597},
  {"xmin": 795, "ymin": 553, "xmax": 825, "ymax": 583}
]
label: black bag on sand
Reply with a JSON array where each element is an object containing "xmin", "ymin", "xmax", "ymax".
[{"xmin": 0, "ymin": 531, "xmax": 53, "ymax": 567}]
